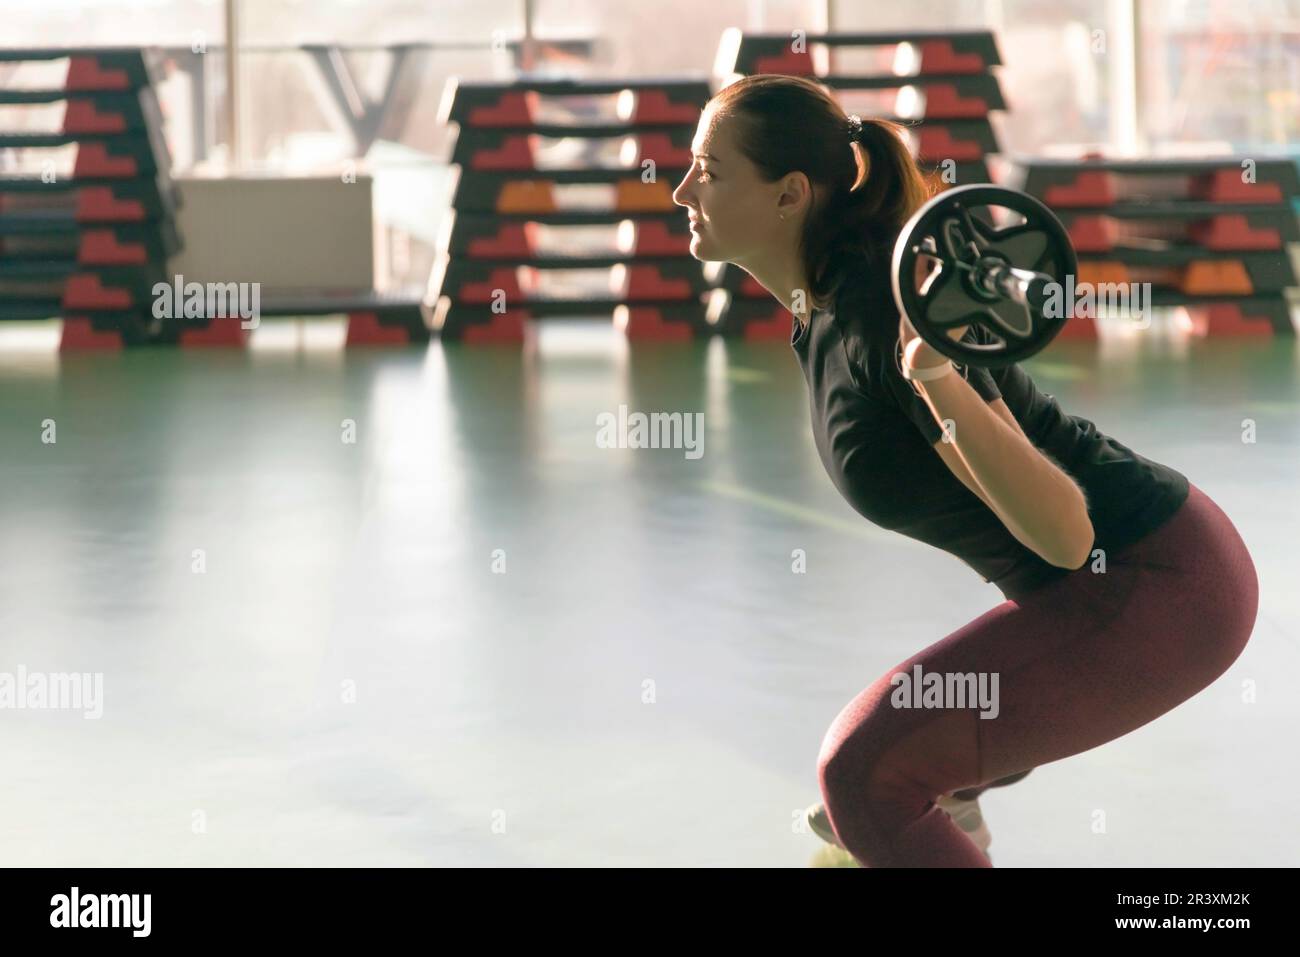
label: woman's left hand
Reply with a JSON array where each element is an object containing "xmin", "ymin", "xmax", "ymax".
[{"xmin": 899, "ymin": 312, "xmax": 969, "ymax": 351}]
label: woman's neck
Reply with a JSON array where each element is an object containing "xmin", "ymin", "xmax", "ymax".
[{"xmin": 734, "ymin": 249, "xmax": 810, "ymax": 321}]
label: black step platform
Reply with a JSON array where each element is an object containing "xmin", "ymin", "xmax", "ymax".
[
  {"xmin": 0, "ymin": 47, "xmax": 161, "ymax": 92},
  {"xmin": 440, "ymin": 76, "xmax": 712, "ymax": 128},
  {"xmin": 721, "ymin": 29, "xmax": 1002, "ymax": 76}
]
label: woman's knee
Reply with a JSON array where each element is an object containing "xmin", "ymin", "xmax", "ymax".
[
  {"xmin": 816, "ymin": 722, "xmax": 878, "ymax": 800},
  {"xmin": 815, "ymin": 727, "xmax": 859, "ymax": 794},
  {"xmin": 818, "ymin": 722, "xmax": 933, "ymax": 808},
  {"xmin": 819, "ymin": 747, "xmax": 934, "ymax": 847}
]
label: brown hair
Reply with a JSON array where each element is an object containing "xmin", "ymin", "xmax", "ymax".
[{"xmin": 707, "ymin": 74, "xmax": 936, "ymax": 315}]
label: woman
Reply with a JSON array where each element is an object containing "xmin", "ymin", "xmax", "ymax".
[{"xmin": 672, "ymin": 74, "xmax": 1259, "ymax": 868}]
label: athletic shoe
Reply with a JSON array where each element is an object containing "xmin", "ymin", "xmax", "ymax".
[
  {"xmin": 951, "ymin": 767, "xmax": 1034, "ymax": 802},
  {"xmin": 805, "ymin": 801, "xmax": 841, "ymax": 847},
  {"xmin": 935, "ymin": 793, "xmax": 992, "ymax": 855},
  {"xmin": 805, "ymin": 797, "xmax": 992, "ymax": 863}
]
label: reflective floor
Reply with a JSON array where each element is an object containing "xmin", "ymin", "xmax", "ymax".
[{"xmin": 0, "ymin": 319, "xmax": 1296, "ymax": 866}]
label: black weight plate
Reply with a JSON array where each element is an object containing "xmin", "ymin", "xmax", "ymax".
[{"xmin": 891, "ymin": 184, "xmax": 1078, "ymax": 369}]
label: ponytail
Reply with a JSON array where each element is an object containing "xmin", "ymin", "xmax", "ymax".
[
  {"xmin": 807, "ymin": 117, "xmax": 935, "ymax": 308},
  {"xmin": 853, "ymin": 117, "xmax": 934, "ymax": 245}
]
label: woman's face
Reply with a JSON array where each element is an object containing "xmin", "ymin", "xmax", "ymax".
[{"xmin": 672, "ymin": 108, "xmax": 797, "ymax": 266}]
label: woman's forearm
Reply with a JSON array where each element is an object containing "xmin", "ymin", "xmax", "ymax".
[{"xmin": 913, "ymin": 350, "xmax": 1094, "ymax": 568}]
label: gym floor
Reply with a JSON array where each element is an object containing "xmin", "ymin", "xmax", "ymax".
[{"xmin": 1, "ymin": 320, "xmax": 1295, "ymax": 866}]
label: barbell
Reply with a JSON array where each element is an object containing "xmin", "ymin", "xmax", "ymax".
[{"xmin": 890, "ymin": 184, "xmax": 1078, "ymax": 369}]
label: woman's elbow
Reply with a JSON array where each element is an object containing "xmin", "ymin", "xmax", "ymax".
[{"xmin": 1047, "ymin": 506, "xmax": 1095, "ymax": 570}]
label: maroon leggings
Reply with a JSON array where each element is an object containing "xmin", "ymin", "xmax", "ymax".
[{"xmin": 816, "ymin": 483, "xmax": 1258, "ymax": 867}]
